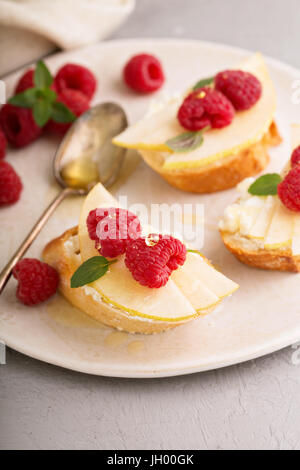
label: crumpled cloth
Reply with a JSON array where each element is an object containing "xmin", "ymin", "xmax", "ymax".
[{"xmin": 0, "ymin": 0, "xmax": 135, "ymax": 76}]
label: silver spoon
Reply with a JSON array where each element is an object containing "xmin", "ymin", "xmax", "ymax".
[{"xmin": 0, "ymin": 102, "xmax": 128, "ymax": 294}]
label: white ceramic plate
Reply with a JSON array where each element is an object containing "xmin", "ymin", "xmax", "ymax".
[{"xmin": 1, "ymin": 39, "xmax": 300, "ymax": 378}]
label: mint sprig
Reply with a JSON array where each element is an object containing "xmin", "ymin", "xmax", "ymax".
[
  {"xmin": 193, "ymin": 76, "xmax": 215, "ymax": 91},
  {"xmin": 165, "ymin": 126, "xmax": 210, "ymax": 153},
  {"xmin": 9, "ymin": 61, "xmax": 76, "ymax": 128},
  {"xmin": 51, "ymin": 102, "xmax": 77, "ymax": 124},
  {"xmin": 9, "ymin": 88, "xmax": 38, "ymax": 108},
  {"xmin": 248, "ymin": 173, "xmax": 282, "ymax": 196},
  {"xmin": 34, "ymin": 60, "xmax": 53, "ymax": 89},
  {"xmin": 71, "ymin": 256, "xmax": 117, "ymax": 288},
  {"xmin": 33, "ymin": 98, "xmax": 53, "ymax": 127}
]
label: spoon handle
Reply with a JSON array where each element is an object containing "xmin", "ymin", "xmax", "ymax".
[{"xmin": 0, "ymin": 187, "xmax": 75, "ymax": 295}]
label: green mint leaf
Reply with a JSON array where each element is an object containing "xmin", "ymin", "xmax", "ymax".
[
  {"xmin": 165, "ymin": 131, "xmax": 204, "ymax": 153},
  {"xmin": 71, "ymin": 256, "xmax": 115, "ymax": 288},
  {"xmin": 34, "ymin": 61, "xmax": 53, "ymax": 89},
  {"xmin": 193, "ymin": 76, "xmax": 215, "ymax": 91},
  {"xmin": 33, "ymin": 98, "xmax": 53, "ymax": 127},
  {"xmin": 51, "ymin": 102, "xmax": 76, "ymax": 124},
  {"xmin": 9, "ymin": 88, "xmax": 38, "ymax": 108},
  {"xmin": 9, "ymin": 88, "xmax": 57, "ymax": 112},
  {"xmin": 248, "ymin": 173, "xmax": 282, "ymax": 196}
]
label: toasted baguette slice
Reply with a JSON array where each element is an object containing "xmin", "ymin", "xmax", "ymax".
[
  {"xmin": 43, "ymin": 227, "xmax": 216, "ymax": 334},
  {"xmin": 221, "ymin": 231, "xmax": 300, "ymax": 272},
  {"xmin": 140, "ymin": 121, "xmax": 281, "ymax": 193}
]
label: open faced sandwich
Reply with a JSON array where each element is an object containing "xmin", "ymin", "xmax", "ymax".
[
  {"xmin": 113, "ymin": 53, "xmax": 281, "ymax": 193},
  {"xmin": 219, "ymin": 124, "xmax": 300, "ymax": 272},
  {"xmin": 43, "ymin": 184, "xmax": 239, "ymax": 334}
]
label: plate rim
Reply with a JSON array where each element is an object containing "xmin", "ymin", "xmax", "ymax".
[
  {"xmin": 2, "ymin": 37, "xmax": 300, "ymax": 378},
  {"xmin": 3, "ymin": 329, "xmax": 299, "ymax": 378}
]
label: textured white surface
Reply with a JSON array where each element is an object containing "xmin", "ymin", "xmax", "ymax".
[
  {"xmin": 2, "ymin": 0, "xmax": 300, "ymax": 451},
  {"xmin": 2, "ymin": 347, "xmax": 300, "ymax": 450}
]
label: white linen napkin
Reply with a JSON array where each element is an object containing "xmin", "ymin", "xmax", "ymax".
[{"xmin": 0, "ymin": 0, "xmax": 135, "ymax": 76}]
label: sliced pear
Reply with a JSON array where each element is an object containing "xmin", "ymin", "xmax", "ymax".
[
  {"xmin": 86, "ymin": 256, "xmax": 196, "ymax": 322},
  {"xmin": 113, "ymin": 101, "xmax": 181, "ymax": 152},
  {"xmin": 264, "ymin": 198, "xmax": 293, "ymax": 249},
  {"xmin": 113, "ymin": 53, "xmax": 276, "ymax": 171},
  {"xmin": 247, "ymin": 196, "xmax": 276, "ymax": 239},
  {"xmin": 78, "ymin": 183, "xmax": 119, "ymax": 262},
  {"xmin": 78, "ymin": 184, "xmax": 196, "ymax": 321},
  {"xmin": 171, "ymin": 254, "xmax": 220, "ymax": 312},
  {"xmin": 173, "ymin": 252, "xmax": 239, "ymax": 300},
  {"xmin": 78, "ymin": 183, "xmax": 238, "ymax": 321}
]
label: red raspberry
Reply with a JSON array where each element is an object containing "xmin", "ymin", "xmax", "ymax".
[
  {"xmin": 215, "ymin": 70, "xmax": 262, "ymax": 111},
  {"xmin": 87, "ymin": 207, "xmax": 142, "ymax": 258},
  {"xmin": 13, "ymin": 258, "xmax": 59, "ymax": 306},
  {"xmin": 278, "ymin": 166, "xmax": 300, "ymax": 212},
  {"xmin": 0, "ymin": 127, "xmax": 7, "ymax": 159},
  {"xmin": 46, "ymin": 89, "xmax": 90, "ymax": 136},
  {"xmin": 0, "ymin": 160, "xmax": 23, "ymax": 206},
  {"xmin": 54, "ymin": 63, "xmax": 97, "ymax": 101},
  {"xmin": 123, "ymin": 54, "xmax": 165, "ymax": 93},
  {"xmin": 291, "ymin": 146, "xmax": 300, "ymax": 168},
  {"xmin": 178, "ymin": 88, "xmax": 235, "ymax": 131},
  {"xmin": 15, "ymin": 69, "xmax": 34, "ymax": 94},
  {"xmin": 125, "ymin": 234, "xmax": 187, "ymax": 289},
  {"xmin": 0, "ymin": 104, "xmax": 42, "ymax": 147}
]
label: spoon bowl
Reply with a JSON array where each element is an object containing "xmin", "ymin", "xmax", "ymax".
[{"xmin": 54, "ymin": 102, "xmax": 128, "ymax": 194}]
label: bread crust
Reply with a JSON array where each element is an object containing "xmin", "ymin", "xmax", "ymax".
[
  {"xmin": 140, "ymin": 122, "xmax": 282, "ymax": 194},
  {"xmin": 43, "ymin": 227, "xmax": 212, "ymax": 334},
  {"xmin": 220, "ymin": 231, "xmax": 300, "ymax": 273}
]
